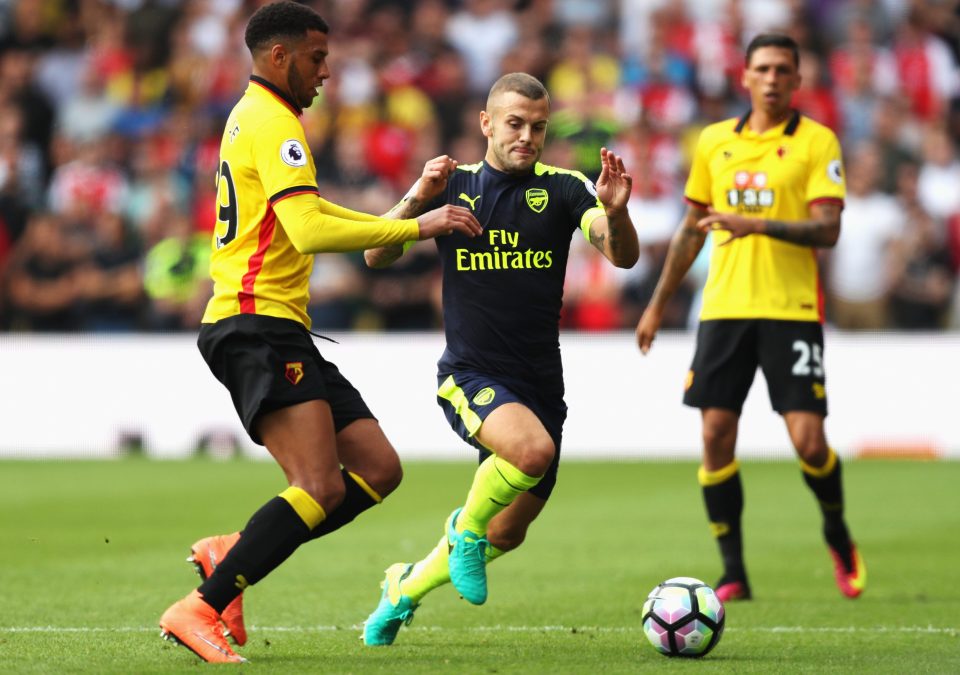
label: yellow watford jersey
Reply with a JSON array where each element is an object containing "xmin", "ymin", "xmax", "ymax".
[
  {"xmin": 201, "ymin": 77, "xmax": 418, "ymax": 327},
  {"xmin": 685, "ymin": 110, "xmax": 845, "ymax": 322}
]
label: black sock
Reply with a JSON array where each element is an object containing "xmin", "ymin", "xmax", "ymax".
[
  {"xmin": 198, "ymin": 497, "xmax": 310, "ymax": 613},
  {"xmin": 306, "ymin": 469, "xmax": 379, "ymax": 541},
  {"xmin": 801, "ymin": 452, "xmax": 852, "ymax": 568},
  {"xmin": 700, "ymin": 466, "xmax": 747, "ymax": 584}
]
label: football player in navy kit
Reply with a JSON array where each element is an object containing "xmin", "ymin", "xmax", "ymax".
[{"xmin": 360, "ymin": 72, "xmax": 639, "ymax": 645}]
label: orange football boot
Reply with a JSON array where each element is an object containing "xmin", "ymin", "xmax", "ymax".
[
  {"xmin": 830, "ymin": 542, "xmax": 866, "ymax": 598},
  {"xmin": 159, "ymin": 589, "xmax": 247, "ymax": 664},
  {"xmin": 188, "ymin": 533, "xmax": 247, "ymax": 645}
]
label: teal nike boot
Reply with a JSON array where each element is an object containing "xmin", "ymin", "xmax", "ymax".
[
  {"xmin": 446, "ymin": 507, "xmax": 489, "ymax": 605},
  {"xmin": 362, "ymin": 563, "xmax": 418, "ymax": 646}
]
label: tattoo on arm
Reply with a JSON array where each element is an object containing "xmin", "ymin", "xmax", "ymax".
[
  {"xmin": 383, "ymin": 196, "xmax": 427, "ymax": 220},
  {"xmin": 589, "ymin": 224, "xmax": 607, "ymax": 252},
  {"xmin": 764, "ymin": 202, "xmax": 841, "ymax": 248}
]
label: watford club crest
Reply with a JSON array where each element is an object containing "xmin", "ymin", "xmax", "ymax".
[
  {"xmin": 525, "ymin": 188, "xmax": 548, "ymax": 213},
  {"xmin": 285, "ymin": 362, "xmax": 304, "ymax": 385}
]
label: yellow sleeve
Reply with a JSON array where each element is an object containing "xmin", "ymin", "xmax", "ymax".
[
  {"xmin": 252, "ymin": 114, "xmax": 318, "ymax": 199},
  {"xmin": 683, "ymin": 127, "xmax": 713, "ymax": 207},
  {"xmin": 806, "ymin": 128, "xmax": 846, "ymax": 204},
  {"xmin": 317, "ymin": 198, "xmax": 381, "ymax": 222},
  {"xmin": 274, "ymin": 192, "xmax": 419, "ymax": 254}
]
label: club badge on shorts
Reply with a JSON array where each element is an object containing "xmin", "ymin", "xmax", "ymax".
[{"xmin": 285, "ymin": 362, "xmax": 304, "ymax": 385}]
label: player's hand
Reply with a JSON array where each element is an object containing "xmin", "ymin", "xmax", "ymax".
[
  {"xmin": 414, "ymin": 155, "xmax": 458, "ymax": 203},
  {"xmin": 636, "ymin": 306, "xmax": 663, "ymax": 355},
  {"xmin": 696, "ymin": 209, "xmax": 762, "ymax": 245},
  {"xmin": 416, "ymin": 205, "xmax": 483, "ymax": 240},
  {"xmin": 595, "ymin": 147, "xmax": 632, "ymax": 213}
]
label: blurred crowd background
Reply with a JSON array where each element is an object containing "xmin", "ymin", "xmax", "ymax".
[{"xmin": 0, "ymin": 0, "xmax": 958, "ymax": 333}]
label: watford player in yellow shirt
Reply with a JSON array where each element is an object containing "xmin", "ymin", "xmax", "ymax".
[
  {"xmin": 636, "ymin": 34, "xmax": 865, "ymax": 602},
  {"xmin": 158, "ymin": 1, "xmax": 481, "ymax": 663}
]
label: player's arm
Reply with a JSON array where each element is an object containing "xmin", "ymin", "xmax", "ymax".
[
  {"xmin": 695, "ymin": 200, "xmax": 841, "ymax": 248},
  {"xmin": 635, "ymin": 203, "xmax": 708, "ymax": 354},
  {"xmin": 365, "ymin": 155, "xmax": 460, "ymax": 269},
  {"xmin": 275, "ymin": 192, "xmax": 480, "ymax": 254},
  {"xmin": 587, "ymin": 147, "xmax": 640, "ymax": 268}
]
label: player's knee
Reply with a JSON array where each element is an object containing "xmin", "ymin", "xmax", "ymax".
[
  {"xmin": 702, "ymin": 420, "xmax": 736, "ymax": 455},
  {"xmin": 509, "ymin": 435, "xmax": 555, "ymax": 476},
  {"xmin": 298, "ymin": 473, "xmax": 346, "ymax": 516},
  {"xmin": 794, "ymin": 437, "xmax": 829, "ymax": 466},
  {"xmin": 359, "ymin": 454, "xmax": 403, "ymax": 499}
]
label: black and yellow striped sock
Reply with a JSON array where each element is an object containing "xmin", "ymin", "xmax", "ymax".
[
  {"xmin": 306, "ymin": 470, "xmax": 381, "ymax": 541},
  {"xmin": 198, "ymin": 487, "xmax": 325, "ymax": 613},
  {"xmin": 699, "ymin": 460, "xmax": 746, "ymax": 583},
  {"xmin": 800, "ymin": 448, "xmax": 851, "ymax": 566}
]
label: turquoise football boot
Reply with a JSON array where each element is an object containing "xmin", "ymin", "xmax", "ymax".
[
  {"xmin": 446, "ymin": 507, "xmax": 489, "ymax": 605},
  {"xmin": 362, "ymin": 563, "xmax": 418, "ymax": 646}
]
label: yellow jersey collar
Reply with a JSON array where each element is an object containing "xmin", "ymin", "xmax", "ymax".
[
  {"xmin": 249, "ymin": 75, "xmax": 302, "ymax": 117},
  {"xmin": 734, "ymin": 109, "xmax": 800, "ymax": 138}
]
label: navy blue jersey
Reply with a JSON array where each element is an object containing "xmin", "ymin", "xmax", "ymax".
[{"xmin": 425, "ymin": 161, "xmax": 605, "ymax": 393}]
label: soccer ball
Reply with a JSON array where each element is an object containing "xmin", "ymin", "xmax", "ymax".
[{"xmin": 641, "ymin": 577, "xmax": 725, "ymax": 657}]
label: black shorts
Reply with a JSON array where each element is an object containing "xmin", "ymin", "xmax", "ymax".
[
  {"xmin": 683, "ymin": 319, "xmax": 828, "ymax": 416},
  {"xmin": 436, "ymin": 370, "xmax": 567, "ymax": 500},
  {"xmin": 197, "ymin": 314, "xmax": 374, "ymax": 445}
]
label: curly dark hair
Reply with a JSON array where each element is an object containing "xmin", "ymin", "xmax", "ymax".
[{"xmin": 244, "ymin": 1, "xmax": 329, "ymax": 53}]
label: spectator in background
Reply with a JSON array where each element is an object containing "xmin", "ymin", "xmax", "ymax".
[
  {"xmin": 870, "ymin": 96, "xmax": 921, "ymax": 194},
  {"xmin": 0, "ymin": 104, "xmax": 45, "ymax": 210},
  {"xmin": 792, "ymin": 50, "xmax": 840, "ymax": 131},
  {"xmin": 889, "ymin": 204, "xmax": 956, "ymax": 330},
  {"xmin": 888, "ymin": 160, "xmax": 956, "ymax": 330},
  {"xmin": 75, "ymin": 211, "xmax": 144, "ymax": 332},
  {"xmin": 563, "ymin": 235, "xmax": 627, "ymax": 331},
  {"xmin": 307, "ymin": 253, "xmax": 365, "ymax": 331},
  {"xmin": 55, "ymin": 62, "xmax": 120, "ymax": 145},
  {"xmin": 142, "ymin": 213, "xmax": 210, "ymax": 331},
  {"xmin": 890, "ymin": 8, "xmax": 959, "ymax": 123},
  {"xmin": 620, "ymin": 153, "xmax": 689, "ymax": 329},
  {"xmin": 916, "ymin": 126, "xmax": 960, "ymax": 222},
  {"xmin": 0, "ymin": 46, "xmax": 55, "ymax": 184},
  {"xmin": 826, "ymin": 142, "xmax": 902, "ymax": 330},
  {"xmin": 445, "ymin": 0, "xmax": 518, "ymax": 94},
  {"xmin": 5, "ymin": 212, "xmax": 83, "ymax": 331},
  {"xmin": 361, "ymin": 244, "xmax": 442, "ymax": 330}
]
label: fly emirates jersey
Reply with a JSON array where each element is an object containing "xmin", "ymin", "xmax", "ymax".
[
  {"xmin": 202, "ymin": 76, "xmax": 418, "ymax": 327},
  {"xmin": 424, "ymin": 161, "xmax": 605, "ymax": 393},
  {"xmin": 685, "ymin": 110, "xmax": 845, "ymax": 322}
]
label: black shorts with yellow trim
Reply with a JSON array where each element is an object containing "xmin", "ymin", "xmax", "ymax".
[
  {"xmin": 198, "ymin": 314, "xmax": 374, "ymax": 445},
  {"xmin": 436, "ymin": 370, "xmax": 567, "ymax": 500},
  {"xmin": 683, "ymin": 319, "xmax": 828, "ymax": 417}
]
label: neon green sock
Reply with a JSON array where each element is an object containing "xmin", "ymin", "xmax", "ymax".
[
  {"xmin": 457, "ymin": 455, "xmax": 541, "ymax": 535},
  {"xmin": 400, "ymin": 536, "xmax": 509, "ymax": 603},
  {"xmin": 400, "ymin": 534, "xmax": 448, "ymax": 602}
]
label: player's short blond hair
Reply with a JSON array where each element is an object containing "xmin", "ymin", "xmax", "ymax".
[{"xmin": 487, "ymin": 73, "xmax": 550, "ymax": 109}]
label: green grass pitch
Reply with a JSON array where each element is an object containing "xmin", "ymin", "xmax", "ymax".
[{"xmin": 1, "ymin": 458, "xmax": 958, "ymax": 673}]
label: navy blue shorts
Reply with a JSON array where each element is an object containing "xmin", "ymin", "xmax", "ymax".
[
  {"xmin": 198, "ymin": 314, "xmax": 374, "ymax": 445},
  {"xmin": 436, "ymin": 370, "xmax": 567, "ymax": 500}
]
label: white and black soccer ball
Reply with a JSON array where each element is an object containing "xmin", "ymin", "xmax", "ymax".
[{"xmin": 641, "ymin": 576, "xmax": 725, "ymax": 657}]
